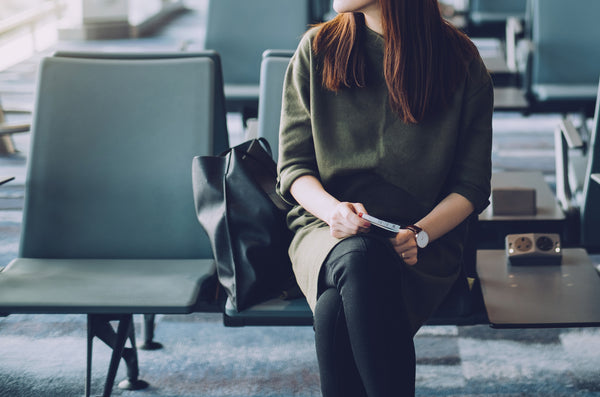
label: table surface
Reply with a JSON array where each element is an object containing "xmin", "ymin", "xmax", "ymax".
[
  {"xmin": 0, "ymin": 258, "xmax": 214, "ymax": 314},
  {"xmin": 479, "ymin": 171, "xmax": 565, "ymax": 222},
  {"xmin": 477, "ymin": 248, "xmax": 600, "ymax": 328}
]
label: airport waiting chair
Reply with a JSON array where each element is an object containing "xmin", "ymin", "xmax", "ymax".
[
  {"xmin": 467, "ymin": 0, "xmax": 527, "ymax": 37},
  {"xmin": 580, "ymin": 83, "xmax": 600, "ymax": 251},
  {"xmin": 515, "ymin": 0, "xmax": 600, "ymax": 116},
  {"xmin": 555, "ymin": 78, "xmax": 600, "ymax": 251},
  {"xmin": 52, "ymin": 50, "xmax": 230, "ymax": 349},
  {"xmin": 0, "ymin": 52, "xmax": 226, "ymax": 397},
  {"xmin": 311, "ymin": 0, "xmax": 335, "ymax": 22},
  {"xmin": 256, "ymin": 50, "xmax": 295, "ymax": 161},
  {"xmin": 203, "ymin": 0, "xmax": 311, "ymax": 120}
]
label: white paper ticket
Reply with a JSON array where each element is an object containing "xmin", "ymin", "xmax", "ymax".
[{"xmin": 358, "ymin": 213, "xmax": 402, "ymax": 233}]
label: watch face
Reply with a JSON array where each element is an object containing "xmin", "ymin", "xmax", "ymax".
[{"xmin": 416, "ymin": 232, "xmax": 429, "ymax": 248}]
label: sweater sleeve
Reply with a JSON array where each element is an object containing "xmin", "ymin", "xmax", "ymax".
[
  {"xmin": 276, "ymin": 32, "xmax": 320, "ymax": 205},
  {"xmin": 449, "ymin": 56, "xmax": 494, "ymax": 214}
]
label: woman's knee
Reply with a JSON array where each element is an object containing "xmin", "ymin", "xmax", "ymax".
[
  {"xmin": 314, "ymin": 288, "xmax": 342, "ymax": 333},
  {"xmin": 324, "ymin": 236, "xmax": 395, "ymax": 287}
]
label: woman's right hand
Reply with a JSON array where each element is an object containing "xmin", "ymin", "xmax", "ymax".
[
  {"xmin": 289, "ymin": 175, "xmax": 370, "ymax": 239},
  {"xmin": 327, "ymin": 202, "xmax": 371, "ymax": 239}
]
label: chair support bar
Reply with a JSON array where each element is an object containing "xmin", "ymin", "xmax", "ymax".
[{"xmin": 86, "ymin": 314, "xmax": 149, "ymax": 397}]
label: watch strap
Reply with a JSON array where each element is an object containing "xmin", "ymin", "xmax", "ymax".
[{"xmin": 405, "ymin": 225, "xmax": 422, "ymax": 235}]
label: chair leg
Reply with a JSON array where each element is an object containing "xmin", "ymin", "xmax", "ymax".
[
  {"xmin": 118, "ymin": 320, "xmax": 150, "ymax": 390},
  {"xmin": 102, "ymin": 315, "xmax": 130, "ymax": 397},
  {"xmin": 86, "ymin": 317, "xmax": 93, "ymax": 397},
  {"xmin": 0, "ymin": 135, "xmax": 16, "ymax": 155},
  {"xmin": 87, "ymin": 314, "xmax": 149, "ymax": 397},
  {"xmin": 138, "ymin": 314, "xmax": 163, "ymax": 350}
]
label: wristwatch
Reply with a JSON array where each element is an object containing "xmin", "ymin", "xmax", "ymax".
[{"xmin": 406, "ymin": 224, "xmax": 429, "ymax": 248}]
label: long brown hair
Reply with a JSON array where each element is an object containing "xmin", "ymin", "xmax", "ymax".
[{"xmin": 313, "ymin": 0, "xmax": 478, "ymax": 123}]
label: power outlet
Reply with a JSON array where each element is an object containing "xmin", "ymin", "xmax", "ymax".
[{"xmin": 505, "ymin": 233, "xmax": 562, "ymax": 266}]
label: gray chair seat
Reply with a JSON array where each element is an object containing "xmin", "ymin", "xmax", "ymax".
[
  {"xmin": 224, "ymin": 296, "xmax": 313, "ymax": 326},
  {"xmin": 0, "ymin": 258, "xmax": 214, "ymax": 314}
]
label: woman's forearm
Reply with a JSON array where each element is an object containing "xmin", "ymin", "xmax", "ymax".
[
  {"xmin": 290, "ymin": 176, "xmax": 474, "ymax": 244},
  {"xmin": 289, "ymin": 175, "xmax": 340, "ymax": 223},
  {"xmin": 289, "ymin": 175, "xmax": 371, "ymax": 238},
  {"xmin": 415, "ymin": 192, "xmax": 474, "ymax": 242}
]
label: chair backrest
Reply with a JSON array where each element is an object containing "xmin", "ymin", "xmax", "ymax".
[
  {"xmin": 311, "ymin": 0, "xmax": 334, "ymax": 22},
  {"xmin": 531, "ymin": 0, "xmax": 600, "ymax": 86},
  {"xmin": 469, "ymin": 0, "xmax": 526, "ymax": 23},
  {"xmin": 53, "ymin": 50, "xmax": 229, "ymax": 154},
  {"xmin": 20, "ymin": 52, "xmax": 226, "ymax": 259},
  {"xmin": 256, "ymin": 50, "xmax": 293, "ymax": 161},
  {"xmin": 203, "ymin": 0, "xmax": 309, "ymax": 87},
  {"xmin": 580, "ymin": 78, "xmax": 600, "ymax": 249}
]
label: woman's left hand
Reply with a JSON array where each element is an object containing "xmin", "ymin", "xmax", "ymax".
[{"xmin": 389, "ymin": 229, "xmax": 418, "ymax": 266}]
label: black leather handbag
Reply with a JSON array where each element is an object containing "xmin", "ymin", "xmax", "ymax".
[{"xmin": 192, "ymin": 138, "xmax": 296, "ymax": 312}]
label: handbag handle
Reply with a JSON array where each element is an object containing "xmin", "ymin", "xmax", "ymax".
[
  {"xmin": 219, "ymin": 137, "xmax": 272, "ymax": 158},
  {"xmin": 255, "ymin": 137, "xmax": 273, "ymax": 157}
]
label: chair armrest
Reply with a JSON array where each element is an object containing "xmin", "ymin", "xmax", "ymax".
[
  {"xmin": 554, "ymin": 118, "xmax": 586, "ymax": 211},
  {"xmin": 505, "ymin": 16, "xmax": 523, "ymax": 72},
  {"xmin": 558, "ymin": 118, "xmax": 585, "ymax": 149}
]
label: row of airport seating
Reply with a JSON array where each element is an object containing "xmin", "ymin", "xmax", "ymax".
[
  {"xmin": 200, "ymin": 0, "xmax": 600, "ymax": 120},
  {"xmin": 3, "ymin": 0, "xmax": 599, "ymax": 152},
  {"xmin": 0, "ymin": 48, "xmax": 484, "ymax": 395},
  {"xmin": 465, "ymin": 0, "xmax": 527, "ymax": 37},
  {"xmin": 202, "ymin": 0, "xmax": 333, "ymax": 120},
  {"xmin": 0, "ymin": 47, "xmax": 469, "ymax": 394},
  {"xmin": 0, "ymin": 42, "xmax": 598, "ymax": 395},
  {"xmin": 0, "ymin": 0, "xmax": 599, "ymax": 394},
  {"xmin": 514, "ymin": 0, "xmax": 600, "ymax": 116},
  {"xmin": 466, "ymin": 0, "xmax": 599, "ymax": 117},
  {"xmin": 467, "ymin": 0, "xmax": 600, "ymax": 255}
]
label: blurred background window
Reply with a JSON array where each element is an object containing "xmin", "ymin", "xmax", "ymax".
[{"xmin": 0, "ymin": 0, "xmax": 67, "ymax": 71}]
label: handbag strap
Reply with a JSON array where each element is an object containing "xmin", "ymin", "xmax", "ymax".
[
  {"xmin": 255, "ymin": 137, "xmax": 273, "ymax": 157},
  {"xmin": 231, "ymin": 138, "xmax": 291, "ymax": 211}
]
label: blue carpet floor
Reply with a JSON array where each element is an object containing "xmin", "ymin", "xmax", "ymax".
[{"xmin": 1, "ymin": 311, "xmax": 600, "ymax": 396}]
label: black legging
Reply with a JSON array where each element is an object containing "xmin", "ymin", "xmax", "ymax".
[{"xmin": 314, "ymin": 235, "xmax": 416, "ymax": 397}]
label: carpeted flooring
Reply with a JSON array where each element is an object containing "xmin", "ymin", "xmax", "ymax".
[{"xmin": 1, "ymin": 311, "xmax": 600, "ymax": 396}]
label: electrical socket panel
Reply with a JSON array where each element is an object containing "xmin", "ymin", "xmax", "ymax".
[{"xmin": 505, "ymin": 233, "xmax": 562, "ymax": 266}]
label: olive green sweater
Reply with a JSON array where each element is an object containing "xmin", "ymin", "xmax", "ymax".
[{"xmin": 277, "ymin": 26, "xmax": 493, "ymax": 330}]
